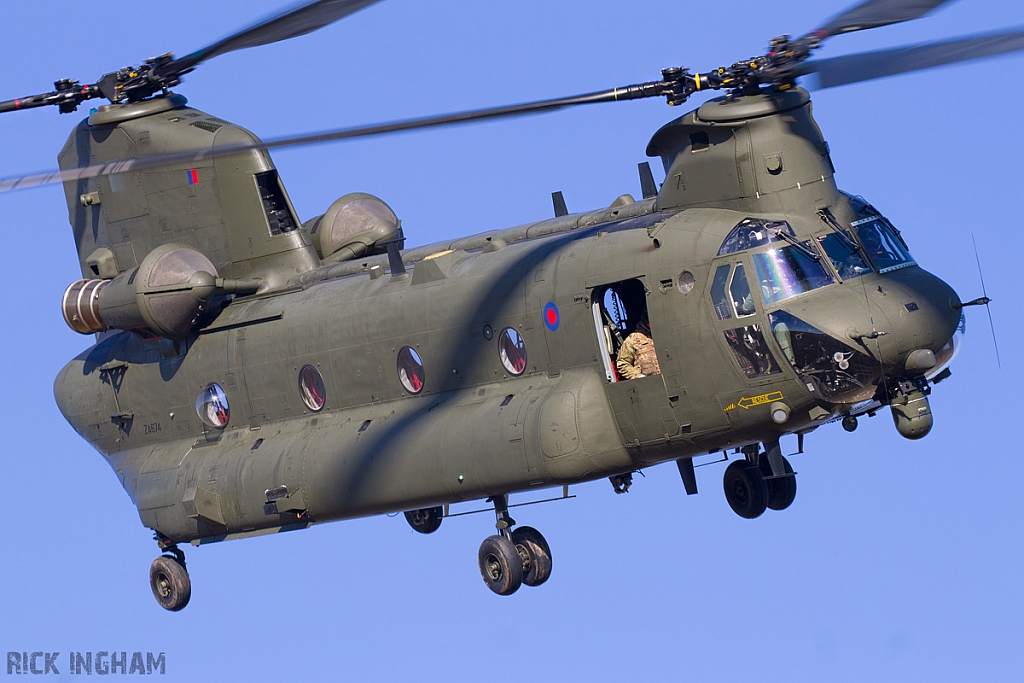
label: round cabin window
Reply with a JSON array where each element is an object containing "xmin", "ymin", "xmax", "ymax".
[
  {"xmin": 678, "ymin": 270, "xmax": 695, "ymax": 293},
  {"xmin": 298, "ymin": 365, "xmax": 326, "ymax": 412},
  {"xmin": 195, "ymin": 383, "xmax": 230, "ymax": 429},
  {"xmin": 498, "ymin": 327, "xmax": 527, "ymax": 376},
  {"xmin": 397, "ymin": 346, "xmax": 425, "ymax": 394}
]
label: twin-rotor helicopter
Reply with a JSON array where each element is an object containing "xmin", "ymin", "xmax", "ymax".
[{"xmin": 1, "ymin": 0, "xmax": 1019, "ymax": 609}]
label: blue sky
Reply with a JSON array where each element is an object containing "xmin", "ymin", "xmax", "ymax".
[{"xmin": 1, "ymin": 1, "xmax": 1022, "ymax": 680}]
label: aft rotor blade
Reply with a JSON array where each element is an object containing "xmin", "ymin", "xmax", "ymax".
[
  {"xmin": 815, "ymin": 0, "xmax": 955, "ymax": 38},
  {"xmin": 0, "ymin": 86, "xmax": 655, "ymax": 195},
  {"xmin": 803, "ymin": 26, "xmax": 1024, "ymax": 88},
  {"xmin": 165, "ymin": 0, "xmax": 383, "ymax": 74}
]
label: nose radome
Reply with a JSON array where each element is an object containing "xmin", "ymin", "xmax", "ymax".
[{"xmin": 879, "ymin": 267, "xmax": 961, "ymax": 361}]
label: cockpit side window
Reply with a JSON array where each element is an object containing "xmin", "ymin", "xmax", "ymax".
[
  {"xmin": 852, "ymin": 217, "xmax": 915, "ymax": 273},
  {"xmin": 723, "ymin": 324, "xmax": 781, "ymax": 379},
  {"xmin": 710, "ymin": 264, "xmax": 732, "ymax": 320},
  {"xmin": 718, "ymin": 218, "xmax": 794, "ymax": 256},
  {"xmin": 730, "ymin": 264, "xmax": 756, "ymax": 317},
  {"xmin": 768, "ymin": 310, "xmax": 879, "ymax": 403}
]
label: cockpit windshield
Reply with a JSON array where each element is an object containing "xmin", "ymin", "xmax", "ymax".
[
  {"xmin": 852, "ymin": 216, "xmax": 915, "ymax": 273},
  {"xmin": 718, "ymin": 218, "xmax": 794, "ymax": 256},
  {"xmin": 752, "ymin": 243, "xmax": 834, "ymax": 305},
  {"xmin": 818, "ymin": 233, "xmax": 871, "ymax": 280}
]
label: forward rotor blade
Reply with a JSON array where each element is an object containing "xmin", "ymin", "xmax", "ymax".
[
  {"xmin": 815, "ymin": 0, "xmax": 955, "ymax": 38},
  {"xmin": 803, "ymin": 26, "xmax": 1024, "ymax": 88},
  {"xmin": 0, "ymin": 87, "xmax": 641, "ymax": 195},
  {"xmin": 166, "ymin": 0, "xmax": 383, "ymax": 74},
  {"xmin": 972, "ymin": 233, "xmax": 1001, "ymax": 369}
]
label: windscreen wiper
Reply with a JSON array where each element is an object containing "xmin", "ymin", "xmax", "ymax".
[
  {"xmin": 817, "ymin": 208, "xmax": 864, "ymax": 256},
  {"xmin": 771, "ymin": 228, "xmax": 821, "ymax": 261}
]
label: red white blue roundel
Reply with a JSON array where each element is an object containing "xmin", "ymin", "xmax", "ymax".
[{"xmin": 543, "ymin": 302, "xmax": 560, "ymax": 331}]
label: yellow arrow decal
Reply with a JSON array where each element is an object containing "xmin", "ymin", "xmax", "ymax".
[{"xmin": 736, "ymin": 391, "xmax": 784, "ymax": 410}]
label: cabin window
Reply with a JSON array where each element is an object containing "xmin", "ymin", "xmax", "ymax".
[
  {"xmin": 195, "ymin": 383, "xmax": 230, "ymax": 429},
  {"xmin": 677, "ymin": 271, "xmax": 695, "ymax": 293},
  {"xmin": 397, "ymin": 346, "xmax": 425, "ymax": 394},
  {"xmin": 723, "ymin": 325, "xmax": 782, "ymax": 379},
  {"xmin": 498, "ymin": 327, "xmax": 527, "ymax": 376},
  {"xmin": 298, "ymin": 365, "xmax": 326, "ymax": 412}
]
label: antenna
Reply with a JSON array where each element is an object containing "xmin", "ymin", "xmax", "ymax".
[
  {"xmin": 638, "ymin": 162, "xmax": 658, "ymax": 199},
  {"xmin": 551, "ymin": 191, "xmax": 568, "ymax": 218},
  {"xmin": 386, "ymin": 225, "xmax": 407, "ymax": 277}
]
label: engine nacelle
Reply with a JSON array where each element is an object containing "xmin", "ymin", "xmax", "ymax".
[
  {"xmin": 62, "ymin": 244, "xmax": 219, "ymax": 340},
  {"xmin": 305, "ymin": 193, "xmax": 400, "ymax": 264}
]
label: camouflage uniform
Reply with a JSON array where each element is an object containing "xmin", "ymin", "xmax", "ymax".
[{"xmin": 616, "ymin": 330, "xmax": 661, "ymax": 379}]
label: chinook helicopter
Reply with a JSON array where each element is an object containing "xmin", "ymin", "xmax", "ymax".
[{"xmin": 0, "ymin": 0, "xmax": 1018, "ymax": 611}]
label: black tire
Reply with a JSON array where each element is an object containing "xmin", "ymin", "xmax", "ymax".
[
  {"xmin": 478, "ymin": 535, "xmax": 523, "ymax": 596},
  {"xmin": 723, "ymin": 460, "xmax": 768, "ymax": 519},
  {"xmin": 759, "ymin": 454, "xmax": 797, "ymax": 511},
  {"xmin": 511, "ymin": 526, "xmax": 552, "ymax": 587},
  {"xmin": 150, "ymin": 555, "xmax": 191, "ymax": 612},
  {"xmin": 404, "ymin": 506, "xmax": 444, "ymax": 534}
]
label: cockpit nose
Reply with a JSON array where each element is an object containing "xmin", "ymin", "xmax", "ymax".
[
  {"xmin": 712, "ymin": 205, "xmax": 964, "ymax": 440},
  {"xmin": 873, "ymin": 266, "xmax": 962, "ymax": 370},
  {"xmin": 846, "ymin": 266, "xmax": 961, "ymax": 440},
  {"xmin": 757, "ymin": 264, "xmax": 961, "ymax": 428}
]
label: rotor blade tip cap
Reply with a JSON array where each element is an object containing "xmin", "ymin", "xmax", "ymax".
[{"xmin": 817, "ymin": 0, "xmax": 955, "ymax": 38}]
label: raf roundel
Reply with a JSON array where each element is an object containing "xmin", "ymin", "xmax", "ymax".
[{"xmin": 543, "ymin": 302, "xmax": 560, "ymax": 331}]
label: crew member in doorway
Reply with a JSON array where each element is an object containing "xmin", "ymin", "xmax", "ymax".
[{"xmin": 616, "ymin": 315, "xmax": 661, "ymax": 379}]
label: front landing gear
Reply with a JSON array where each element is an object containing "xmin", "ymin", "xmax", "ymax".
[
  {"xmin": 477, "ymin": 495, "xmax": 552, "ymax": 595},
  {"xmin": 759, "ymin": 454, "xmax": 796, "ymax": 511},
  {"xmin": 723, "ymin": 460, "xmax": 768, "ymax": 519},
  {"xmin": 723, "ymin": 441, "xmax": 798, "ymax": 519},
  {"xmin": 149, "ymin": 544, "xmax": 191, "ymax": 612}
]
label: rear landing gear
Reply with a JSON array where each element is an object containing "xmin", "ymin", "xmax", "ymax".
[
  {"xmin": 478, "ymin": 535, "xmax": 523, "ymax": 595},
  {"xmin": 149, "ymin": 543, "xmax": 190, "ymax": 612},
  {"xmin": 512, "ymin": 526, "xmax": 552, "ymax": 587},
  {"xmin": 477, "ymin": 495, "xmax": 552, "ymax": 595}
]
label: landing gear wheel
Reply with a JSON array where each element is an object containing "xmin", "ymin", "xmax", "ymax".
[
  {"xmin": 149, "ymin": 555, "xmax": 191, "ymax": 611},
  {"xmin": 478, "ymin": 535, "xmax": 523, "ymax": 596},
  {"xmin": 759, "ymin": 454, "xmax": 797, "ymax": 511},
  {"xmin": 723, "ymin": 460, "xmax": 768, "ymax": 519},
  {"xmin": 404, "ymin": 506, "xmax": 444, "ymax": 534},
  {"xmin": 512, "ymin": 526, "xmax": 552, "ymax": 587}
]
